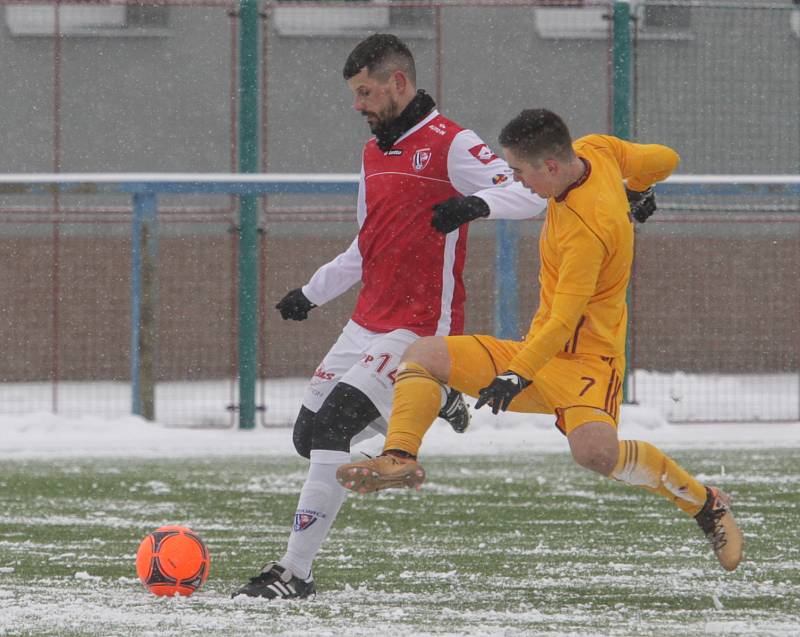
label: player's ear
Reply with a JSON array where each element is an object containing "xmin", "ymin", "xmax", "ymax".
[{"xmin": 391, "ymin": 70, "xmax": 407, "ymax": 94}]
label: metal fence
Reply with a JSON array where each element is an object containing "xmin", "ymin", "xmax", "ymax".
[{"xmin": 0, "ymin": 0, "xmax": 798, "ymax": 424}]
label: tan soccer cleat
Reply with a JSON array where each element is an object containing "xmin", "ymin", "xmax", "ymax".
[
  {"xmin": 694, "ymin": 486, "xmax": 744, "ymax": 571},
  {"xmin": 336, "ymin": 453, "xmax": 426, "ymax": 493}
]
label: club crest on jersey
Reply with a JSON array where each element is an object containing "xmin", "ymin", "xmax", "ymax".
[
  {"xmin": 293, "ymin": 508, "xmax": 324, "ymax": 532},
  {"xmin": 412, "ymin": 148, "xmax": 432, "ymax": 172},
  {"xmin": 492, "ymin": 173, "xmax": 509, "ymax": 185},
  {"xmin": 469, "ymin": 143, "xmax": 499, "ymax": 165}
]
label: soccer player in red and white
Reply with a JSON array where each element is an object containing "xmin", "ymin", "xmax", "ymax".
[{"xmin": 232, "ymin": 34, "xmax": 547, "ymax": 600}]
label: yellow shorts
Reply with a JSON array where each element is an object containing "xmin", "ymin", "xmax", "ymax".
[{"xmin": 445, "ymin": 335, "xmax": 625, "ymax": 436}]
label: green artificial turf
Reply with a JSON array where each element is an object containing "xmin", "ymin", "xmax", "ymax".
[{"xmin": 0, "ymin": 449, "xmax": 798, "ymax": 636}]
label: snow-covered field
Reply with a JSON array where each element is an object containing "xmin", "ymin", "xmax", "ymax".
[{"xmin": 1, "ymin": 381, "xmax": 799, "ymax": 637}]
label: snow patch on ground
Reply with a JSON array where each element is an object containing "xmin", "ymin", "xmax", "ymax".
[{"xmin": 0, "ymin": 402, "xmax": 798, "ymax": 460}]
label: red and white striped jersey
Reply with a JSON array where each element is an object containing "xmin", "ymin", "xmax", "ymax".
[{"xmin": 303, "ymin": 110, "xmax": 545, "ymax": 337}]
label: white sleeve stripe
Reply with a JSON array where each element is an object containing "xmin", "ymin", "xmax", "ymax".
[
  {"xmin": 356, "ymin": 162, "xmax": 367, "ymax": 228},
  {"xmin": 435, "ymin": 228, "xmax": 459, "ymax": 336}
]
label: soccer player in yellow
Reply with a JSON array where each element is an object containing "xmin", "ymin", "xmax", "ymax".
[{"xmin": 337, "ymin": 109, "xmax": 743, "ymax": 572}]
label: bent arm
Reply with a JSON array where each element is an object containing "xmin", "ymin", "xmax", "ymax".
[
  {"xmin": 301, "ymin": 162, "xmax": 366, "ymax": 306},
  {"xmin": 447, "ymin": 129, "xmax": 546, "ymax": 220},
  {"xmin": 480, "ymin": 180, "xmax": 547, "ymax": 220},
  {"xmin": 301, "ymin": 235, "xmax": 362, "ymax": 307},
  {"xmin": 506, "ymin": 292, "xmax": 591, "ymax": 379},
  {"xmin": 602, "ymin": 135, "xmax": 680, "ymax": 191},
  {"xmin": 506, "ymin": 225, "xmax": 605, "ymax": 379}
]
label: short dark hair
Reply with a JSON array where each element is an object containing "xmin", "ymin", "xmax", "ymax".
[
  {"xmin": 498, "ymin": 109, "xmax": 574, "ymax": 163},
  {"xmin": 343, "ymin": 33, "xmax": 416, "ymax": 84}
]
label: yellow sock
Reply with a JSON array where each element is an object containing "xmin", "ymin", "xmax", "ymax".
[
  {"xmin": 611, "ymin": 440, "xmax": 708, "ymax": 516},
  {"xmin": 383, "ymin": 362, "xmax": 445, "ymax": 457}
]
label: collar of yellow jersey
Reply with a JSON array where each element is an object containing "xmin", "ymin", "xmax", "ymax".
[{"xmin": 555, "ymin": 158, "xmax": 592, "ymax": 203}]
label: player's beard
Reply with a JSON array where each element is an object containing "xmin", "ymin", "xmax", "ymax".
[
  {"xmin": 362, "ymin": 97, "xmax": 401, "ymax": 134},
  {"xmin": 369, "ymin": 89, "xmax": 436, "ymax": 152}
]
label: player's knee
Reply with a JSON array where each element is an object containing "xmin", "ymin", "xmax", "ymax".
[
  {"xmin": 400, "ymin": 337, "xmax": 449, "ymax": 381},
  {"xmin": 570, "ymin": 444, "xmax": 618, "ymax": 476},
  {"xmin": 568, "ymin": 421, "xmax": 619, "ymax": 476},
  {"xmin": 311, "ymin": 383, "xmax": 380, "ymax": 452},
  {"xmin": 292, "ymin": 406, "xmax": 317, "ymax": 459}
]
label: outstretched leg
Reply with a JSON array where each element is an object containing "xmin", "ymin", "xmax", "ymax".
[
  {"xmin": 568, "ymin": 421, "xmax": 744, "ymax": 571},
  {"xmin": 337, "ymin": 337, "xmax": 454, "ymax": 492}
]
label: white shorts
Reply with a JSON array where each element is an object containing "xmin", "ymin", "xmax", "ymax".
[{"xmin": 302, "ymin": 320, "xmax": 421, "ymax": 437}]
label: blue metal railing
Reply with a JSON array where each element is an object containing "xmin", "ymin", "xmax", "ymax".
[
  {"xmin": 1, "ymin": 173, "xmax": 798, "ymax": 423},
  {"xmin": 0, "ymin": 174, "xmax": 359, "ymax": 426}
]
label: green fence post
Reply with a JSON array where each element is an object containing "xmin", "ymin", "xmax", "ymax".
[
  {"xmin": 131, "ymin": 191, "xmax": 158, "ymax": 421},
  {"xmin": 238, "ymin": 0, "xmax": 259, "ymax": 429},
  {"xmin": 612, "ymin": 1, "xmax": 632, "ymax": 141},
  {"xmin": 613, "ymin": 0, "xmax": 633, "ymax": 402}
]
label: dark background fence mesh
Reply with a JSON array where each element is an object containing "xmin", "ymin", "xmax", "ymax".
[{"xmin": 0, "ymin": 1, "xmax": 797, "ymax": 423}]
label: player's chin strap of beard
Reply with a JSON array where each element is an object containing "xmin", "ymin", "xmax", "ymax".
[{"xmin": 374, "ymin": 89, "xmax": 436, "ymax": 152}]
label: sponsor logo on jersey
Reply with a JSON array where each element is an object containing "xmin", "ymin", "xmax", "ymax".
[
  {"xmin": 293, "ymin": 508, "xmax": 325, "ymax": 532},
  {"xmin": 412, "ymin": 148, "xmax": 432, "ymax": 172},
  {"xmin": 469, "ymin": 143, "xmax": 499, "ymax": 165},
  {"xmin": 386, "ymin": 149, "xmax": 403, "ymax": 156},
  {"xmin": 428, "ymin": 124, "xmax": 446, "ymax": 136},
  {"xmin": 313, "ymin": 366, "xmax": 336, "ymax": 381},
  {"xmin": 492, "ymin": 173, "xmax": 509, "ymax": 185}
]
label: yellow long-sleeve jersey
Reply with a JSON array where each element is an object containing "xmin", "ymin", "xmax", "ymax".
[{"xmin": 507, "ymin": 134, "xmax": 680, "ymax": 381}]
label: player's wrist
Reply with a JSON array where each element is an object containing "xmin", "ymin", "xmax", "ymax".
[
  {"xmin": 626, "ymin": 186, "xmax": 657, "ymax": 223},
  {"xmin": 464, "ymin": 195, "xmax": 490, "ymax": 219},
  {"xmin": 431, "ymin": 195, "xmax": 490, "ymax": 233},
  {"xmin": 625, "ymin": 186, "xmax": 653, "ymax": 200},
  {"xmin": 497, "ymin": 370, "xmax": 532, "ymax": 389},
  {"xmin": 299, "ymin": 286, "xmax": 319, "ymax": 309}
]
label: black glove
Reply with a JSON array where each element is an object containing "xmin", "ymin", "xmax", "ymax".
[
  {"xmin": 431, "ymin": 196, "xmax": 490, "ymax": 234},
  {"xmin": 276, "ymin": 288, "xmax": 316, "ymax": 321},
  {"xmin": 627, "ymin": 186, "xmax": 656, "ymax": 223},
  {"xmin": 474, "ymin": 371, "xmax": 532, "ymax": 415}
]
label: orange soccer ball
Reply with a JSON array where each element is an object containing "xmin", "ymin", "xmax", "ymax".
[{"xmin": 135, "ymin": 525, "xmax": 210, "ymax": 597}]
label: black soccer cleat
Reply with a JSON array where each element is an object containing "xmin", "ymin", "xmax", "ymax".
[
  {"xmin": 231, "ymin": 562, "xmax": 316, "ymax": 600},
  {"xmin": 439, "ymin": 387, "xmax": 471, "ymax": 433}
]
